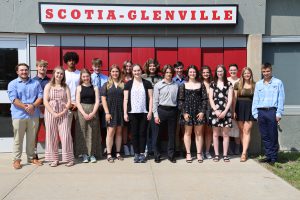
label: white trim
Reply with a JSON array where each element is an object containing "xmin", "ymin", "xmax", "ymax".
[
  {"xmin": 283, "ymin": 105, "xmax": 300, "ymax": 116},
  {"xmin": 263, "ymin": 36, "xmax": 300, "ymax": 43}
]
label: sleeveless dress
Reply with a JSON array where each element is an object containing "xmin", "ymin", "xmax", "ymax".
[
  {"xmin": 209, "ymin": 82, "xmax": 233, "ymax": 128},
  {"xmin": 45, "ymin": 87, "xmax": 74, "ymax": 162},
  {"xmin": 178, "ymin": 83, "xmax": 208, "ymax": 126}
]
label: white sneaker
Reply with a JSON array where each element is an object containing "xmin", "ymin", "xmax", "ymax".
[
  {"xmin": 90, "ymin": 156, "xmax": 97, "ymax": 163},
  {"xmin": 124, "ymin": 145, "xmax": 130, "ymax": 156},
  {"xmin": 205, "ymin": 152, "xmax": 212, "ymax": 159},
  {"xmin": 82, "ymin": 154, "xmax": 89, "ymax": 163},
  {"xmin": 130, "ymin": 145, "xmax": 134, "ymax": 156}
]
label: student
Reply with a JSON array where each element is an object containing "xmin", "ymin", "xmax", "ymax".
[
  {"xmin": 7, "ymin": 63, "xmax": 43, "ymax": 169},
  {"xmin": 153, "ymin": 65, "xmax": 179, "ymax": 163},
  {"xmin": 209, "ymin": 65, "xmax": 233, "ymax": 162},
  {"xmin": 101, "ymin": 65, "xmax": 124, "ymax": 163},
  {"xmin": 122, "ymin": 60, "xmax": 134, "ymax": 156},
  {"xmin": 227, "ymin": 64, "xmax": 241, "ymax": 155},
  {"xmin": 178, "ymin": 65, "xmax": 208, "ymax": 163},
  {"xmin": 124, "ymin": 64, "xmax": 153, "ymax": 163},
  {"xmin": 233, "ymin": 67, "xmax": 256, "ymax": 162},
  {"xmin": 90, "ymin": 58, "xmax": 108, "ymax": 156},
  {"xmin": 76, "ymin": 69, "xmax": 100, "ymax": 163},
  {"xmin": 64, "ymin": 52, "xmax": 81, "ymax": 138},
  {"xmin": 173, "ymin": 61, "xmax": 185, "ymax": 85},
  {"xmin": 44, "ymin": 66, "xmax": 74, "ymax": 167},
  {"xmin": 142, "ymin": 58, "xmax": 162, "ymax": 157},
  {"xmin": 252, "ymin": 63, "xmax": 285, "ymax": 165},
  {"xmin": 32, "ymin": 59, "xmax": 50, "ymax": 160},
  {"xmin": 200, "ymin": 65, "xmax": 213, "ymax": 159}
]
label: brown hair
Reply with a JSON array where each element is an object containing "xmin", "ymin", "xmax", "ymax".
[
  {"xmin": 107, "ymin": 64, "xmax": 124, "ymax": 89},
  {"xmin": 79, "ymin": 69, "xmax": 92, "ymax": 85},
  {"xmin": 143, "ymin": 58, "xmax": 160, "ymax": 75},
  {"xmin": 262, "ymin": 62, "xmax": 272, "ymax": 70},
  {"xmin": 92, "ymin": 58, "xmax": 102, "ymax": 66},
  {"xmin": 36, "ymin": 60, "xmax": 48, "ymax": 67},
  {"xmin": 122, "ymin": 60, "xmax": 133, "ymax": 77},
  {"xmin": 162, "ymin": 64, "xmax": 175, "ymax": 76},
  {"xmin": 200, "ymin": 65, "xmax": 213, "ymax": 83},
  {"xmin": 15, "ymin": 63, "xmax": 29, "ymax": 71},
  {"xmin": 186, "ymin": 65, "xmax": 199, "ymax": 81},
  {"xmin": 213, "ymin": 64, "xmax": 229, "ymax": 86},
  {"xmin": 49, "ymin": 66, "xmax": 67, "ymax": 88}
]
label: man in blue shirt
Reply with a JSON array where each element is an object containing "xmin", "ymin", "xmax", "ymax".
[
  {"xmin": 7, "ymin": 63, "xmax": 43, "ymax": 169},
  {"xmin": 32, "ymin": 60, "xmax": 50, "ymax": 160},
  {"xmin": 252, "ymin": 63, "xmax": 285, "ymax": 164}
]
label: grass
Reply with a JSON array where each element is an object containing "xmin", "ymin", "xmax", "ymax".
[{"xmin": 255, "ymin": 152, "xmax": 300, "ymax": 190}]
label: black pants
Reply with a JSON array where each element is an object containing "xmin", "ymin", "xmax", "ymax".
[
  {"xmin": 129, "ymin": 113, "xmax": 148, "ymax": 154},
  {"xmin": 258, "ymin": 108, "xmax": 279, "ymax": 161},
  {"xmin": 153, "ymin": 106, "xmax": 178, "ymax": 159}
]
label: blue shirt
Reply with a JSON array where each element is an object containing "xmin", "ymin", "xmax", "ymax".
[
  {"xmin": 252, "ymin": 77, "xmax": 285, "ymax": 119},
  {"xmin": 91, "ymin": 72, "xmax": 108, "ymax": 88},
  {"xmin": 172, "ymin": 75, "xmax": 185, "ymax": 86},
  {"xmin": 7, "ymin": 77, "xmax": 43, "ymax": 119},
  {"xmin": 32, "ymin": 75, "xmax": 50, "ymax": 90}
]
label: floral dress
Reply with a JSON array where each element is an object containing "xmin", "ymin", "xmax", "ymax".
[
  {"xmin": 209, "ymin": 82, "xmax": 233, "ymax": 128},
  {"xmin": 178, "ymin": 83, "xmax": 208, "ymax": 126}
]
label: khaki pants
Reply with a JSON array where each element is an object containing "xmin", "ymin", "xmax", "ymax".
[{"xmin": 12, "ymin": 118, "xmax": 39, "ymax": 161}]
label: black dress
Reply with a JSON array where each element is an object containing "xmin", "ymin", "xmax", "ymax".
[
  {"xmin": 209, "ymin": 82, "xmax": 233, "ymax": 128},
  {"xmin": 100, "ymin": 82, "xmax": 124, "ymax": 127},
  {"xmin": 178, "ymin": 83, "xmax": 208, "ymax": 126}
]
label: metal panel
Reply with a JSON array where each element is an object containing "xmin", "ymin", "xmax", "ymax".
[
  {"xmin": 37, "ymin": 46, "xmax": 61, "ymax": 70},
  {"xmin": 85, "ymin": 48, "xmax": 109, "ymax": 71},
  {"xmin": 85, "ymin": 36, "xmax": 108, "ymax": 47},
  {"xmin": 223, "ymin": 48, "xmax": 247, "ymax": 77},
  {"xmin": 155, "ymin": 37, "xmax": 177, "ymax": 48},
  {"xmin": 201, "ymin": 37, "xmax": 223, "ymax": 47},
  {"xmin": 61, "ymin": 36, "xmax": 84, "ymax": 47},
  {"xmin": 224, "ymin": 36, "xmax": 247, "ymax": 47},
  {"xmin": 29, "ymin": 35, "xmax": 37, "ymax": 47},
  {"xmin": 201, "ymin": 48, "xmax": 223, "ymax": 72},
  {"xmin": 132, "ymin": 48, "xmax": 155, "ymax": 66},
  {"xmin": 156, "ymin": 48, "xmax": 177, "ymax": 68},
  {"xmin": 30, "ymin": 47, "xmax": 36, "ymax": 70},
  {"xmin": 109, "ymin": 36, "xmax": 131, "ymax": 47},
  {"xmin": 37, "ymin": 35, "xmax": 60, "ymax": 46},
  {"xmin": 177, "ymin": 48, "xmax": 201, "ymax": 69},
  {"xmin": 178, "ymin": 37, "xmax": 201, "ymax": 48},
  {"xmin": 132, "ymin": 37, "xmax": 155, "ymax": 47},
  {"xmin": 109, "ymin": 47, "xmax": 131, "ymax": 68}
]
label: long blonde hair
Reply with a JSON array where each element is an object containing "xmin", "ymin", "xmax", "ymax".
[
  {"xmin": 107, "ymin": 64, "xmax": 124, "ymax": 89},
  {"xmin": 237, "ymin": 67, "xmax": 255, "ymax": 96},
  {"xmin": 49, "ymin": 66, "xmax": 67, "ymax": 88}
]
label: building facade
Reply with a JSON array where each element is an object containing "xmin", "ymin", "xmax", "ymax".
[{"xmin": 0, "ymin": 0, "xmax": 299, "ymax": 152}]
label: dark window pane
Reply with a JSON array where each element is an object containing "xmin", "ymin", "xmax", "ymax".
[
  {"xmin": 0, "ymin": 48, "xmax": 18, "ymax": 90},
  {"xmin": 0, "ymin": 104, "xmax": 13, "ymax": 138}
]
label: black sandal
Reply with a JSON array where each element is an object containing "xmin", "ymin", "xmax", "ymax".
[
  {"xmin": 186, "ymin": 153, "xmax": 192, "ymax": 163},
  {"xmin": 223, "ymin": 155, "xmax": 230, "ymax": 162},
  {"xmin": 107, "ymin": 153, "xmax": 114, "ymax": 163},
  {"xmin": 197, "ymin": 153, "xmax": 203, "ymax": 163},
  {"xmin": 116, "ymin": 152, "xmax": 124, "ymax": 161},
  {"xmin": 213, "ymin": 155, "xmax": 220, "ymax": 162}
]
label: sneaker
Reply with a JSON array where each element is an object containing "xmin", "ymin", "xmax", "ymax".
[
  {"xmin": 124, "ymin": 145, "xmax": 130, "ymax": 156},
  {"xmin": 139, "ymin": 154, "xmax": 147, "ymax": 163},
  {"xmin": 205, "ymin": 152, "xmax": 212, "ymax": 159},
  {"xmin": 133, "ymin": 154, "xmax": 139, "ymax": 163},
  {"xmin": 130, "ymin": 145, "xmax": 134, "ymax": 156},
  {"xmin": 82, "ymin": 154, "xmax": 89, "ymax": 163},
  {"xmin": 90, "ymin": 156, "xmax": 97, "ymax": 163}
]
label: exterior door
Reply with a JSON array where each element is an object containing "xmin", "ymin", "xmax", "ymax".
[{"xmin": 0, "ymin": 36, "xmax": 28, "ymax": 152}]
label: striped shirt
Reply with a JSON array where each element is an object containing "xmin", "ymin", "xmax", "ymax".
[{"xmin": 252, "ymin": 77, "xmax": 285, "ymax": 118}]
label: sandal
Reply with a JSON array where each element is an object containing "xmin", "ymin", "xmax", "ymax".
[
  {"xmin": 197, "ymin": 153, "xmax": 203, "ymax": 163},
  {"xmin": 65, "ymin": 161, "xmax": 74, "ymax": 167},
  {"xmin": 213, "ymin": 155, "xmax": 220, "ymax": 162},
  {"xmin": 223, "ymin": 155, "xmax": 230, "ymax": 162},
  {"xmin": 240, "ymin": 153, "xmax": 247, "ymax": 162},
  {"xmin": 186, "ymin": 153, "xmax": 192, "ymax": 163},
  {"xmin": 116, "ymin": 152, "xmax": 124, "ymax": 161},
  {"xmin": 107, "ymin": 153, "xmax": 114, "ymax": 163},
  {"xmin": 49, "ymin": 161, "xmax": 59, "ymax": 167}
]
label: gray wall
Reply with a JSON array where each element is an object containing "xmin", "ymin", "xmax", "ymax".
[
  {"xmin": 0, "ymin": 0, "xmax": 266, "ymax": 35},
  {"xmin": 266, "ymin": 0, "xmax": 300, "ymax": 36}
]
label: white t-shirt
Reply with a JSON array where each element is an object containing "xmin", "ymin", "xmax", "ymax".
[{"xmin": 65, "ymin": 69, "xmax": 80, "ymax": 103}]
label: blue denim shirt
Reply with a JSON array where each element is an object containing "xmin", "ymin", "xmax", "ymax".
[
  {"xmin": 7, "ymin": 77, "xmax": 43, "ymax": 119},
  {"xmin": 91, "ymin": 72, "xmax": 108, "ymax": 100},
  {"xmin": 252, "ymin": 77, "xmax": 285, "ymax": 119}
]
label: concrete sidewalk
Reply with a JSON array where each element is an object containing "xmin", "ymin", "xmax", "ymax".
[{"xmin": 1, "ymin": 153, "xmax": 299, "ymax": 200}]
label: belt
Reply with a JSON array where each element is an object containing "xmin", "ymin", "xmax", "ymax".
[
  {"xmin": 158, "ymin": 105, "xmax": 177, "ymax": 111},
  {"xmin": 258, "ymin": 107, "xmax": 276, "ymax": 111}
]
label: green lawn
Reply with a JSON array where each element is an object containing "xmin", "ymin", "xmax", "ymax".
[{"xmin": 255, "ymin": 152, "xmax": 300, "ymax": 190}]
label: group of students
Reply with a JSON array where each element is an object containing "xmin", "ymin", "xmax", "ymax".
[{"xmin": 8, "ymin": 51, "xmax": 285, "ymax": 169}]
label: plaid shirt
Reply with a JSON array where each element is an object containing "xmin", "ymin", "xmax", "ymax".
[{"xmin": 252, "ymin": 77, "xmax": 285, "ymax": 118}]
